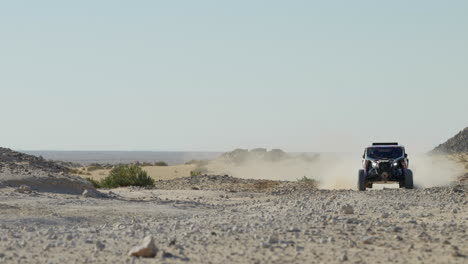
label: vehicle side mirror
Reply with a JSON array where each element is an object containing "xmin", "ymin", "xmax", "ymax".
[
  {"xmin": 362, "ymin": 154, "xmax": 365, "ymax": 159},
  {"xmin": 404, "ymin": 154, "xmax": 408, "ymax": 158}
]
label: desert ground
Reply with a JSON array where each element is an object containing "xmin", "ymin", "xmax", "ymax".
[
  {"xmin": 0, "ymin": 148, "xmax": 467, "ymax": 263},
  {"xmin": 81, "ymin": 164, "xmax": 197, "ymax": 182}
]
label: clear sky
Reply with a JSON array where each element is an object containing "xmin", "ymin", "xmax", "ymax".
[{"xmin": 0, "ymin": 0, "xmax": 467, "ymax": 153}]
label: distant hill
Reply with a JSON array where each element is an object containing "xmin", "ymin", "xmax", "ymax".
[
  {"xmin": 0, "ymin": 147, "xmax": 69, "ymax": 173},
  {"xmin": 432, "ymin": 127, "xmax": 468, "ymax": 154}
]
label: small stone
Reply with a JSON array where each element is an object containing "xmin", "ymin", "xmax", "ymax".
[
  {"xmin": 451, "ymin": 186, "xmax": 463, "ymax": 193},
  {"xmin": 15, "ymin": 185, "xmax": 32, "ymax": 193},
  {"xmin": 341, "ymin": 204, "xmax": 354, "ymax": 214},
  {"xmin": 268, "ymin": 235, "xmax": 279, "ymax": 244},
  {"xmin": 339, "ymin": 251, "xmax": 348, "ymax": 261},
  {"xmin": 452, "ymin": 250, "xmax": 464, "ymax": 258},
  {"xmin": 43, "ymin": 243, "xmax": 54, "ymax": 251},
  {"xmin": 362, "ymin": 236, "xmax": 375, "ymax": 244},
  {"xmin": 380, "ymin": 212, "xmax": 389, "ymax": 218},
  {"xmin": 82, "ymin": 189, "xmax": 94, "ymax": 198},
  {"xmin": 162, "ymin": 251, "xmax": 175, "ymax": 258},
  {"xmin": 95, "ymin": 241, "xmax": 105, "ymax": 251},
  {"xmin": 128, "ymin": 236, "xmax": 158, "ymax": 258}
]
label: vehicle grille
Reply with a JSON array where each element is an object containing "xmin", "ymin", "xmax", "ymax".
[{"xmin": 379, "ymin": 162, "xmax": 391, "ymax": 172}]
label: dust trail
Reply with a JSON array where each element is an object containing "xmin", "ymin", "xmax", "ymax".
[
  {"xmin": 203, "ymin": 151, "xmax": 464, "ymax": 189},
  {"xmin": 312, "ymin": 154, "xmax": 464, "ymax": 189},
  {"xmin": 411, "ymin": 155, "xmax": 465, "ymax": 188},
  {"xmin": 204, "ymin": 152, "xmax": 361, "ymax": 189}
]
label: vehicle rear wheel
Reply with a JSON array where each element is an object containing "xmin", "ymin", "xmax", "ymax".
[
  {"xmin": 404, "ymin": 169, "xmax": 414, "ymax": 189},
  {"xmin": 358, "ymin": 170, "xmax": 366, "ymax": 191}
]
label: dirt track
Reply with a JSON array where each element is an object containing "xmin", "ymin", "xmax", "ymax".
[{"xmin": 0, "ymin": 178, "xmax": 466, "ymax": 264}]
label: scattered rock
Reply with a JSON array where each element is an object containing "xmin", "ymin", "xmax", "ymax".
[
  {"xmin": 362, "ymin": 236, "xmax": 375, "ymax": 244},
  {"xmin": 341, "ymin": 204, "xmax": 354, "ymax": 214},
  {"xmin": 95, "ymin": 241, "xmax": 105, "ymax": 252},
  {"xmin": 339, "ymin": 251, "xmax": 348, "ymax": 261},
  {"xmin": 82, "ymin": 189, "xmax": 102, "ymax": 198},
  {"xmin": 15, "ymin": 185, "xmax": 32, "ymax": 193},
  {"xmin": 82, "ymin": 189, "xmax": 92, "ymax": 197},
  {"xmin": 128, "ymin": 236, "xmax": 158, "ymax": 258}
]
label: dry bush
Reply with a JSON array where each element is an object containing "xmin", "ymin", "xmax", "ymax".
[
  {"xmin": 154, "ymin": 161, "xmax": 168, "ymax": 166},
  {"xmin": 253, "ymin": 180, "xmax": 279, "ymax": 190}
]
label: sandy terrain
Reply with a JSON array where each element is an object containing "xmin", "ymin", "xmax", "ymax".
[
  {"xmin": 0, "ymin": 175, "xmax": 466, "ymax": 263},
  {"xmin": 1, "ymin": 147, "xmax": 467, "ymax": 263},
  {"xmin": 81, "ymin": 164, "xmax": 197, "ymax": 182}
]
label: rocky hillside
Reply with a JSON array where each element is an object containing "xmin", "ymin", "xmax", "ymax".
[
  {"xmin": 0, "ymin": 147, "xmax": 69, "ymax": 173},
  {"xmin": 0, "ymin": 147, "xmax": 98, "ymax": 195},
  {"xmin": 432, "ymin": 127, "xmax": 468, "ymax": 154}
]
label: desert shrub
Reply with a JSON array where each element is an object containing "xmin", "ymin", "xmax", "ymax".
[
  {"xmin": 86, "ymin": 177, "xmax": 101, "ymax": 188},
  {"xmin": 154, "ymin": 161, "xmax": 168, "ymax": 166},
  {"xmin": 190, "ymin": 167, "xmax": 209, "ymax": 177},
  {"xmin": 297, "ymin": 176, "xmax": 317, "ymax": 187},
  {"xmin": 190, "ymin": 170, "xmax": 202, "ymax": 177},
  {"xmin": 98, "ymin": 164, "xmax": 154, "ymax": 188}
]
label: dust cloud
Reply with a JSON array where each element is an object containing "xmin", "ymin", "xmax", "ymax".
[
  {"xmin": 411, "ymin": 155, "xmax": 465, "ymax": 188},
  {"xmin": 202, "ymin": 150, "xmax": 464, "ymax": 189}
]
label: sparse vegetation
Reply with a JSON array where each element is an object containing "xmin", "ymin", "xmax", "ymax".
[
  {"xmin": 253, "ymin": 180, "xmax": 279, "ymax": 190},
  {"xmin": 88, "ymin": 164, "xmax": 154, "ymax": 188},
  {"xmin": 190, "ymin": 167, "xmax": 209, "ymax": 177},
  {"xmin": 140, "ymin": 162, "xmax": 154, "ymax": 167},
  {"xmin": 85, "ymin": 177, "xmax": 101, "ymax": 188},
  {"xmin": 190, "ymin": 170, "xmax": 202, "ymax": 177},
  {"xmin": 87, "ymin": 163, "xmax": 105, "ymax": 172},
  {"xmin": 154, "ymin": 161, "xmax": 168, "ymax": 166},
  {"xmin": 68, "ymin": 168, "xmax": 91, "ymax": 176},
  {"xmin": 297, "ymin": 176, "xmax": 317, "ymax": 187}
]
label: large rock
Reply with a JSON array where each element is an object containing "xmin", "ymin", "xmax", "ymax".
[{"xmin": 128, "ymin": 236, "xmax": 158, "ymax": 258}]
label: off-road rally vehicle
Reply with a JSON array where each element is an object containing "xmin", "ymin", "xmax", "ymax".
[{"xmin": 358, "ymin": 143, "xmax": 413, "ymax": 191}]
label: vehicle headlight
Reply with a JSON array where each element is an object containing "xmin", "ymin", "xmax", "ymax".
[
  {"xmin": 371, "ymin": 161, "xmax": 378, "ymax": 168},
  {"xmin": 392, "ymin": 162, "xmax": 398, "ymax": 167}
]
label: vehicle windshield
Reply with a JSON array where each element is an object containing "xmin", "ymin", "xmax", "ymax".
[{"xmin": 367, "ymin": 147, "xmax": 403, "ymax": 159}]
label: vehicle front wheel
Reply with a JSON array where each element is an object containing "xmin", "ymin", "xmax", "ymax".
[
  {"xmin": 358, "ymin": 169, "xmax": 366, "ymax": 191},
  {"xmin": 404, "ymin": 169, "xmax": 414, "ymax": 189}
]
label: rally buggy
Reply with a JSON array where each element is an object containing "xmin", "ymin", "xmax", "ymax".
[{"xmin": 358, "ymin": 143, "xmax": 413, "ymax": 191}]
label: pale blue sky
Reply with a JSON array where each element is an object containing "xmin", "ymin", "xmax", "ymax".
[{"xmin": 0, "ymin": 1, "xmax": 467, "ymax": 152}]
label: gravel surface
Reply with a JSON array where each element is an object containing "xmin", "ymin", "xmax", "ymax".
[
  {"xmin": 0, "ymin": 178, "xmax": 466, "ymax": 263},
  {"xmin": 154, "ymin": 174, "xmax": 317, "ymax": 194}
]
